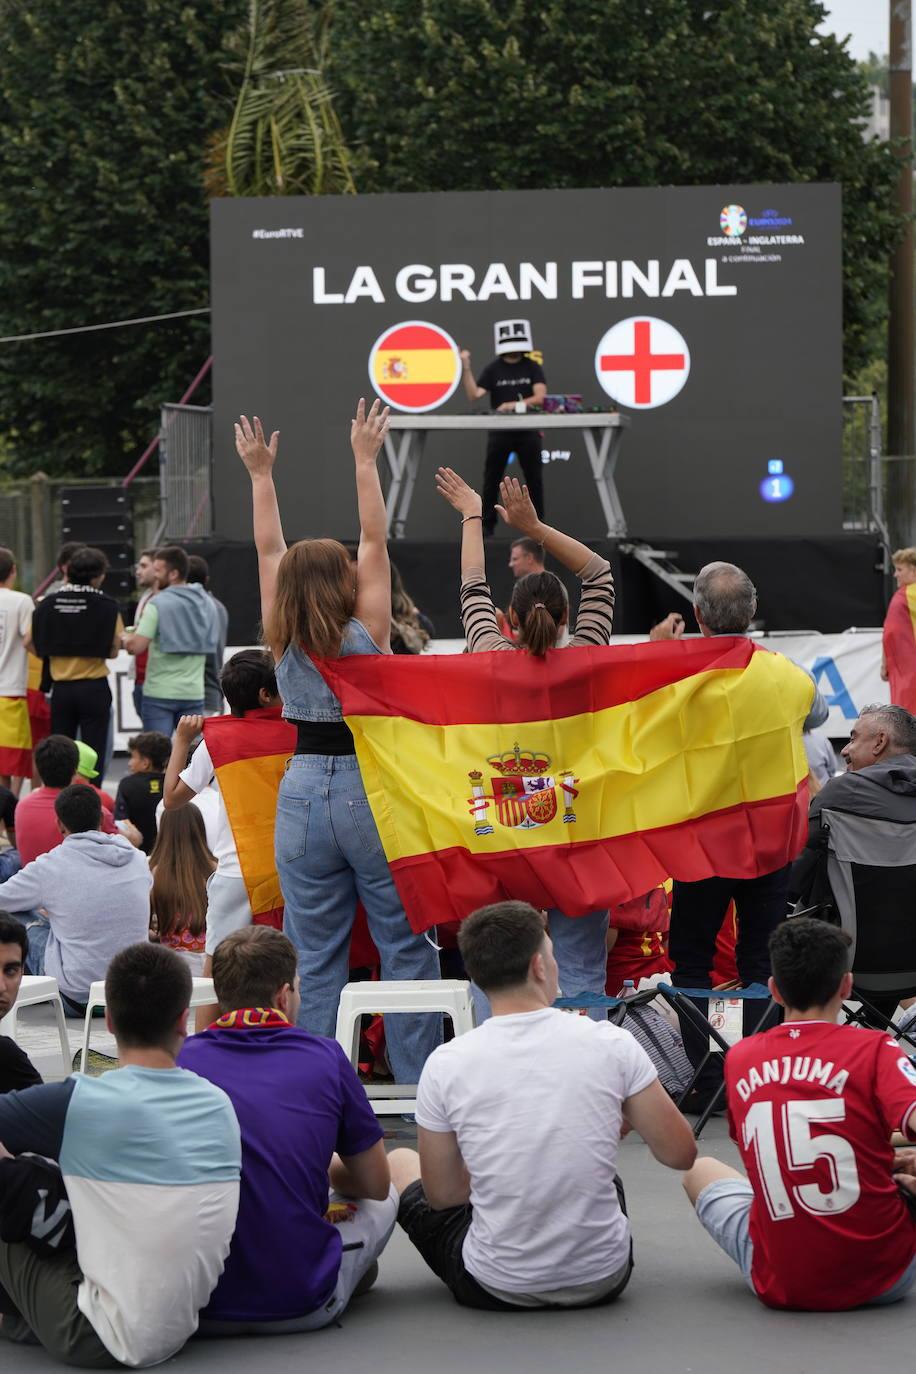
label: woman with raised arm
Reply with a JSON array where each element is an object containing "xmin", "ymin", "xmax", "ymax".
[
  {"xmin": 234, "ymin": 402, "xmax": 441, "ymax": 1082},
  {"xmin": 437, "ymin": 467, "xmax": 616, "ymax": 1019}
]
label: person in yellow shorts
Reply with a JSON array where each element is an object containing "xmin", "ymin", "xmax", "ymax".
[{"xmin": 0, "ymin": 549, "xmax": 33, "ymax": 792}]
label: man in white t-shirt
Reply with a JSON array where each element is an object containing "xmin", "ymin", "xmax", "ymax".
[
  {"xmin": 0, "ymin": 548, "xmax": 33, "ymax": 791},
  {"xmin": 388, "ymin": 901, "xmax": 697, "ymax": 1310}
]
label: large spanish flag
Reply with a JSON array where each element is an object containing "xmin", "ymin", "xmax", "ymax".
[
  {"xmin": 203, "ymin": 707, "xmax": 296, "ymax": 928},
  {"xmin": 883, "ymin": 583, "xmax": 916, "ymax": 714},
  {"xmin": 319, "ymin": 638, "xmax": 813, "ymax": 934}
]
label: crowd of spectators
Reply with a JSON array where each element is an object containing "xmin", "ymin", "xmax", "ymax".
[{"xmin": 0, "ymin": 405, "xmax": 911, "ymax": 1364}]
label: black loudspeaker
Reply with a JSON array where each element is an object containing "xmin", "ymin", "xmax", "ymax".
[
  {"xmin": 59, "ymin": 487, "xmax": 129, "ymax": 518},
  {"xmin": 58, "ymin": 487, "xmax": 136, "ymax": 614},
  {"xmin": 90, "ymin": 543, "xmax": 133, "ymax": 572},
  {"xmin": 103, "ymin": 572, "xmax": 136, "ymax": 604},
  {"xmin": 60, "ymin": 512, "xmax": 132, "ymax": 544}
]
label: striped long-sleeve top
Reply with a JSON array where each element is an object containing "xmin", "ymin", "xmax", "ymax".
[{"xmin": 459, "ymin": 553, "xmax": 615, "ymax": 653}]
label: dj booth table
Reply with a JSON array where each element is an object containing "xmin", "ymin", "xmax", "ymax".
[{"xmin": 383, "ymin": 412, "xmax": 630, "ymax": 538}]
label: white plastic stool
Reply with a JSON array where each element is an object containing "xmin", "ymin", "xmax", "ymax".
[
  {"xmin": 0, "ymin": 975, "xmax": 71, "ymax": 1078},
  {"xmin": 335, "ymin": 980, "xmax": 476, "ymax": 1115},
  {"xmin": 78, "ymin": 976, "xmax": 216, "ymax": 1073}
]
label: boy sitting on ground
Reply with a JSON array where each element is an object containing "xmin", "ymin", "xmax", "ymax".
[
  {"xmin": 0, "ymin": 785, "xmax": 151, "ymax": 1015},
  {"xmin": 388, "ymin": 900, "xmax": 696, "ymax": 1310},
  {"xmin": 114, "ymin": 731, "xmax": 170, "ymax": 854},
  {"xmin": 178, "ymin": 925, "xmax": 396, "ymax": 1334},
  {"xmin": 683, "ymin": 917, "xmax": 916, "ymax": 1310},
  {"xmin": 0, "ymin": 913, "xmax": 41, "ymax": 1092},
  {"xmin": 0, "ymin": 942, "xmax": 240, "ymax": 1367},
  {"xmin": 15, "ymin": 736, "xmax": 115, "ymax": 866}
]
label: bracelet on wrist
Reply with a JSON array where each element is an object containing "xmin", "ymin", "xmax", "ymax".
[{"xmin": 462, "ymin": 514, "xmax": 483, "ymax": 524}]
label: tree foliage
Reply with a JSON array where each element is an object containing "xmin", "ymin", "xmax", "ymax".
[
  {"xmin": 0, "ymin": 0, "xmax": 247, "ymax": 477},
  {"xmin": 329, "ymin": 0, "xmax": 905, "ymax": 379},
  {"xmin": 207, "ymin": 0, "xmax": 354, "ymax": 198}
]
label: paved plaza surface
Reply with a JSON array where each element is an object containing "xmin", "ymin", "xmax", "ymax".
[{"xmin": 8, "ymin": 1003, "xmax": 913, "ymax": 1373}]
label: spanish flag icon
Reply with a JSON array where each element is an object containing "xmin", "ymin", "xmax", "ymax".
[{"xmin": 369, "ymin": 319, "xmax": 461, "ymax": 412}]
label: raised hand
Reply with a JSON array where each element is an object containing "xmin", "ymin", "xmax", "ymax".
[
  {"xmin": 494, "ymin": 476, "xmax": 541, "ymax": 535},
  {"xmin": 435, "ymin": 466, "xmax": 482, "ymax": 518},
  {"xmin": 175, "ymin": 715, "xmax": 204, "ymax": 745},
  {"xmin": 351, "ymin": 397, "xmax": 390, "ymax": 466},
  {"xmin": 649, "ymin": 612, "xmax": 686, "ymax": 641},
  {"xmin": 234, "ymin": 415, "xmax": 279, "ymax": 477}
]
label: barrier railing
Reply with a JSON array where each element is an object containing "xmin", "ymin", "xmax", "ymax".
[{"xmin": 158, "ymin": 403, "xmax": 213, "ymax": 540}]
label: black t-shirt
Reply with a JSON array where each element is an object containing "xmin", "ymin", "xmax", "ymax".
[
  {"xmin": 476, "ymin": 356, "xmax": 547, "ymax": 412},
  {"xmin": 0, "ymin": 1034, "xmax": 42, "ymax": 1095},
  {"xmin": 114, "ymin": 772, "xmax": 166, "ymax": 854},
  {"xmin": 31, "ymin": 585, "xmax": 120, "ymax": 662}
]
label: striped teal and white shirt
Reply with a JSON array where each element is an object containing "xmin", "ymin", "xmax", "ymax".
[{"xmin": 0, "ymin": 1066, "xmax": 241, "ymax": 1366}]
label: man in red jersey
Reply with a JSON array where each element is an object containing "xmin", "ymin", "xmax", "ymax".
[{"xmin": 683, "ymin": 918, "xmax": 916, "ymax": 1310}]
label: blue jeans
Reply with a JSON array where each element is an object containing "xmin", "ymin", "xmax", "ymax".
[
  {"xmin": 472, "ymin": 908, "xmax": 610, "ymax": 1024},
  {"xmin": 23, "ymin": 915, "xmax": 50, "ymax": 977},
  {"xmin": 696, "ymin": 1178, "xmax": 916, "ymax": 1305},
  {"xmin": 276, "ymin": 754, "xmax": 442, "ymax": 1083},
  {"xmin": 141, "ymin": 696, "xmax": 205, "ymax": 736}
]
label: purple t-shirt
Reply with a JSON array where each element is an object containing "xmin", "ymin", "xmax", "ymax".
[{"xmin": 178, "ymin": 1022, "xmax": 382, "ymax": 1322}]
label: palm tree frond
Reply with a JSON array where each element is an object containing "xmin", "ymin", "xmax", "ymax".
[{"xmin": 218, "ymin": 0, "xmax": 355, "ymax": 199}]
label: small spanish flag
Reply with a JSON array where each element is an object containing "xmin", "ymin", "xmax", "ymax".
[
  {"xmin": 882, "ymin": 582, "xmax": 916, "ymax": 714},
  {"xmin": 370, "ymin": 321, "xmax": 460, "ymax": 411},
  {"xmin": 26, "ymin": 651, "xmax": 50, "ymax": 749},
  {"xmin": 0, "ymin": 695, "xmax": 31, "ymax": 780},
  {"xmin": 203, "ymin": 707, "xmax": 296, "ymax": 928},
  {"xmin": 319, "ymin": 638, "xmax": 814, "ymax": 933}
]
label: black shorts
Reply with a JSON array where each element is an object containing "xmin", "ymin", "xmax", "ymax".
[{"xmin": 398, "ymin": 1179, "xmax": 632, "ymax": 1311}]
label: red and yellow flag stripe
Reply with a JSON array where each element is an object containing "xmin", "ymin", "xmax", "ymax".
[
  {"xmin": 203, "ymin": 708, "xmax": 296, "ymax": 927},
  {"xmin": 320, "ymin": 638, "xmax": 813, "ymax": 933},
  {"xmin": 883, "ymin": 582, "xmax": 916, "ymax": 714}
]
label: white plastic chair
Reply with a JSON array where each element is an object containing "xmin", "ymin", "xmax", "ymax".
[
  {"xmin": 335, "ymin": 980, "xmax": 476, "ymax": 1115},
  {"xmin": 0, "ymin": 975, "xmax": 71, "ymax": 1077},
  {"xmin": 77, "ymin": 976, "xmax": 216, "ymax": 1073}
]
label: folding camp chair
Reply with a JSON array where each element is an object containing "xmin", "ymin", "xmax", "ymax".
[
  {"xmin": 553, "ymin": 991, "xmax": 629, "ymax": 1026},
  {"xmin": 816, "ymin": 806, "xmax": 916, "ymax": 1041},
  {"xmin": 650, "ymin": 983, "xmax": 778, "ymax": 1138}
]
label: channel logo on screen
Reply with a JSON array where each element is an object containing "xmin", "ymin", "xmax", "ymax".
[{"xmin": 759, "ymin": 459, "xmax": 794, "ymax": 502}]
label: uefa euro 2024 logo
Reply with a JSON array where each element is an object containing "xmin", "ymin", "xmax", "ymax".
[{"xmin": 720, "ymin": 205, "xmax": 747, "ymax": 237}]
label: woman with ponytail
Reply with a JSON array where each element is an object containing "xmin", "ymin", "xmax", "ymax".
[
  {"xmin": 234, "ymin": 402, "xmax": 441, "ymax": 1083},
  {"xmin": 436, "ymin": 468, "xmax": 615, "ymax": 1018}
]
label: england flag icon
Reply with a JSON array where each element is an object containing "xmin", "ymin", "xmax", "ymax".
[{"xmin": 594, "ymin": 316, "xmax": 691, "ymax": 410}]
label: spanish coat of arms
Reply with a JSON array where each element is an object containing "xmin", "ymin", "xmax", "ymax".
[{"xmin": 468, "ymin": 743, "xmax": 577, "ymax": 836}]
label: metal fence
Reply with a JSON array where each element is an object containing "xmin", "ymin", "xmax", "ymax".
[
  {"xmin": 159, "ymin": 403, "xmax": 213, "ymax": 540},
  {"xmin": 0, "ymin": 475, "xmax": 160, "ymax": 595},
  {"xmin": 842, "ymin": 393, "xmax": 916, "ymax": 555}
]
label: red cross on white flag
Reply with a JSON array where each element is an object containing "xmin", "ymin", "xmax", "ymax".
[{"xmin": 594, "ymin": 316, "xmax": 691, "ymax": 409}]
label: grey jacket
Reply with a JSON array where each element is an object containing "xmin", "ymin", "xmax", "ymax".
[
  {"xmin": 790, "ymin": 753, "xmax": 916, "ymax": 908},
  {"xmin": 155, "ymin": 583, "xmax": 219, "ymax": 656},
  {"xmin": 809, "ymin": 754, "xmax": 916, "ymax": 827},
  {"xmin": 0, "ymin": 832, "xmax": 152, "ymax": 1002}
]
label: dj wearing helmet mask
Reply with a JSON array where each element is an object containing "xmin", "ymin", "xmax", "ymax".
[{"xmin": 460, "ymin": 320, "xmax": 547, "ymax": 536}]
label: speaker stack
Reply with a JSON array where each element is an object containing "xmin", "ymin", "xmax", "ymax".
[{"xmin": 58, "ymin": 487, "xmax": 136, "ymax": 612}]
